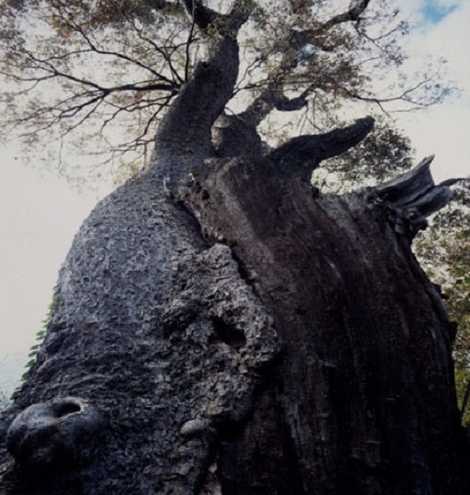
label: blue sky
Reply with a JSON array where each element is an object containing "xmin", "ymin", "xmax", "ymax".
[{"xmin": 423, "ymin": 0, "xmax": 458, "ymax": 23}]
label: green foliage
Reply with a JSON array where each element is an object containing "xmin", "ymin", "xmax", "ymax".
[
  {"xmin": 455, "ymin": 367, "xmax": 470, "ymax": 426},
  {"xmin": 21, "ymin": 300, "xmax": 54, "ymax": 381},
  {"xmin": 414, "ymin": 189, "xmax": 470, "ymax": 424}
]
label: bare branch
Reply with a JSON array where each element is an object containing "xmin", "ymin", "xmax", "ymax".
[
  {"xmin": 317, "ymin": 0, "xmax": 371, "ymax": 33},
  {"xmin": 235, "ymin": 1, "xmax": 372, "ymax": 128},
  {"xmin": 63, "ymin": 17, "xmax": 177, "ymax": 86},
  {"xmin": 268, "ymin": 116, "xmax": 375, "ymax": 178},
  {"xmin": 126, "ymin": 17, "xmax": 186, "ymax": 84},
  {"xmin": 337, "ymin": 78, "xmax": 445, "ymax": 113},
  {"xmin": 241, "ymin": 84, "xmax": 315, "ymax": 127}
]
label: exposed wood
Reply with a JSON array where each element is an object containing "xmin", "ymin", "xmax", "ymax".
[
  {"xmin": 374, "ymin": 155, "xmax": 436, "ymax": 205},
  {"xmin": 373, "ymin": 155, "xmax": 462, "ymax": 238}
]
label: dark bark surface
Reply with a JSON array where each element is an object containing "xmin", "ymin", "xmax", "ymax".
[
  {"xmin": 0, "ymin": 152, "xmax": 468, "ymax": 494},
  {"xmin": 183, "ymin": 157, "xmax": 468, "ymax": 494},
  {"xmin": 0, "ymin": 175, "xmax": 280, "ymax": 494},
  {"xmin": 1, "ymin": 2, "xmax": 469, "ymax": 493}
]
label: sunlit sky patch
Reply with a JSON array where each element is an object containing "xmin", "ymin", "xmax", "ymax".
[{"xmin": 422, "ymin": 0, "xmax": 458, "ymax": 23}]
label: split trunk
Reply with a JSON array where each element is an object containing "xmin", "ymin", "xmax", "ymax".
[{"xmin": 0, "ymin": 151, "xmax": 468, "ymax": 494}]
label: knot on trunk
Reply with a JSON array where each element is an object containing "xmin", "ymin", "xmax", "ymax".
[{"xmin": 6, "ymin": 397, "xmax": 103, "ymax": 471}]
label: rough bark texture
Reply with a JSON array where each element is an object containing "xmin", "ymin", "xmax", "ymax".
[
  {"xmin": 1, "ymin": 2, "xmax": 469, "ymax": 493},
  {"xmin": 183, "ymin": 157, "xmax": 468, "ymax": 494},
  {"xmin": 0, "ymin": 153, "xmax": 468, "ymax": 494},
  {"xmin": 0, "ymin": 175, "xmax": 281, "ymax": 494}
]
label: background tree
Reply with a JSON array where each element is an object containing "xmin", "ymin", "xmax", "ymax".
[
  {"xmin": 414, "ymin": 186, "xmax": 470, "ymax": 424},
  {"xmin": 0, "ymin": 1, "xmax": 469, "ymax": 494}
]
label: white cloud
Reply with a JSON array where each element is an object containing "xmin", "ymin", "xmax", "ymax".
[
  {"xmin": 434, "ymin": 0, "xmax": 469, "ymax": 8},
  {"xmin": 395, "ymin": 0, "xmax": 470, "ymax": 180}
]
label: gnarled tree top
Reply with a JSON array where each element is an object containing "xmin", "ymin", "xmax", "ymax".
[{"xmin": 0, "ymin": 0, "xmax": 445, "ymax": 184}]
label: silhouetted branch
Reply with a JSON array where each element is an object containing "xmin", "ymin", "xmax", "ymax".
[
  {"xmin": 234, "ymin": 1, "xmax": 372, "ymax": 129},
  {"xmin": 268, "ymin": 116, "xmax": 375, "ymax": 178},
  {"xmin": 373, "ymin": 155, "xmax": 466, "ymax": 239},
  {"xmin": 318, "ymin": 0, "xmax": 371, "ymax": 33},
  {"xmin": 181, "ymin": 0, "xmax": 220, "ymax": 30},
  {"xmin": 153, "ymin": 1, "xmax": 254, "ymax": 170}
]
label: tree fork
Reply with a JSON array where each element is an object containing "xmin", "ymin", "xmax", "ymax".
[{"xmin": 152, "ymin": 0, "xmax": 253, "ymax": 183}]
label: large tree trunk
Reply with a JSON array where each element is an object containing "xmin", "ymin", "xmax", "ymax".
[
  {"xmin": 1, "ymin": 2, "xmax": 468, "ymax": 492},
  {"xmin": 183, "ymin": 157, "xmax": 469, "ymax": 494},
  {"xmin": 0, "ymin": 153, "xmax": 468, "ymax": 494}
]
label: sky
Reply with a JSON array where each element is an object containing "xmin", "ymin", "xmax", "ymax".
[
  {"xmin": 423, "ymin": 0, "xmax": 457, "ymax": 22},
  {"xmin": 0, "ymin": 0, "xmax": 469, "ymax": 396},
  {"xmin": 397, "ymin": 0, "xmax": 470, "ymax": 181},
  {"xmin": 0, "ymin": 154, "xmax": 100, "ymax": 395}
]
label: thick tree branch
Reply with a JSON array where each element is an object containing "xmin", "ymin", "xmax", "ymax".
[
  {"xmin": 240, "ymin": 84, "xmax": 314, "ymax": 127},
  {"xmin": 181, "ymin": 0, "xmax": 253, "ymax": 34},
  {"xmin": 213, "ymin": 84, "xmax": 314, "ymax": 158},
  {"xmin": 268, "ymin": 116, "xmax": 375, "ymax": 178},
  {"xmin": 181, "ymin": 0, "xmax": 220, "ymax": 30},
  {"xmin": 212, "ymin": 112, "xmax": 268, "ymax": 159},
  {"xmin": 152, "ymin": 1, "xmax": 254, "ymax": 179}
]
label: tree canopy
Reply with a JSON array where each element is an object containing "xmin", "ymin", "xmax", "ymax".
[
  {"xmin": 0, "ymin": 0, "xmax": 446, "ymax": 185},
  {"xmin": 414, "ymin": 188, "xmax": 470, "ymax": 424}
]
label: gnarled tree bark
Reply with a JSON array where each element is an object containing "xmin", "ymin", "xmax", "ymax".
[{"xmin": 0, "ymin": 1, "xmax": 468, "ymax": 494}]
